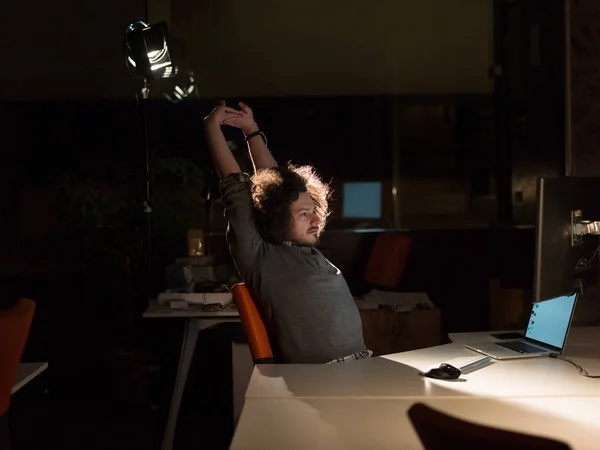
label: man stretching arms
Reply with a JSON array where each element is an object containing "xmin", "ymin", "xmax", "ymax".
[{"xmin": 204, "ymin": 101, "xmax": 370, "ymax": 363}]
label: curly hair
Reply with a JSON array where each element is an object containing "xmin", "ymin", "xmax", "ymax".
[{"xmin": 250, "ymin": 164, "xmax": 331, "ymax": 244}]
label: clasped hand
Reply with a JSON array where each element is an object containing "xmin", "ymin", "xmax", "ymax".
[{"xmin": 204, "ymin": 101, "xmax": 258, "ymax": 135}]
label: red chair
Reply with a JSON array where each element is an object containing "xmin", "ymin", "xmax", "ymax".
[
  {"xmin": 0, "ymin": 298, "xmax": 36, "ymax": 449},
  {"xmin": 231, "ymin": 283, "xmax": 275, "ymax": 364},
  {"xmin": 364, "ymin": 233, "xmax": 411, "ymax": 289}
]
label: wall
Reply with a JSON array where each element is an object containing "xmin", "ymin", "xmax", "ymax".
[
  {"xmin": 170, "ymin": 0, "xmax": 493, "ymax": 97},
  {"xmin": 0, "ymin": 0, "xmax": 145, "ymax": 100},
  {"xmin": 569, "ymin": 0, "xmax": 600, "ymax": 176},
  {"xmin": 1, "ymin": 0, "xmax": 493, "ymax": 100}
]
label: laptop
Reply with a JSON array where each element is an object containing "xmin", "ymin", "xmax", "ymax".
[{"xmin": 464, "ymin": 293, "xmax": 578, "ymax": 360}]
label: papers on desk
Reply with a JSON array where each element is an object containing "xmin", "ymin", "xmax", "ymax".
[
  {"xmin": 158, "ymin": 292, "xmax": 233, "ymax": 309},
  {"xmin": 356, "ymin": 289, "xmax": 436, "ymax": 312},
  {"xmin": 159, "ymin": 292, "xmax": 205, "ymax": 305}
]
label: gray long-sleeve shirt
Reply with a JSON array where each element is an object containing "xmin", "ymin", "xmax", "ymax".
[{"xmin": 220, "ymin": 173, "xmax": 367, "ymax": 363}]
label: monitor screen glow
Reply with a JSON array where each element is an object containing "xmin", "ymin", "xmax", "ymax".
[{"xmin": 342, "ymin": 181, "xmax": 382, "ymax": 220}]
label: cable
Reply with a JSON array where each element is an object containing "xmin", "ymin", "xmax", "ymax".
[
  {"xmin": 550, "ymin": 354, "xmax": 600, "ymax": 378},
  {"xmin": 574, "ymin": 243, "xmax": 600, "ymax": 273}
]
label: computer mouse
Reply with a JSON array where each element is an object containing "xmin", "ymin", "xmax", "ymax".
[{"xmin": 422, "ymin": 363, "xmax": 462, "ymax": 380}]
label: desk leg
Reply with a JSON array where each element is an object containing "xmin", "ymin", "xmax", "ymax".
[
  {"xmin": 231, "ymin": 342, "xmax": 254, "ymax": 427},
  {"xmin": 162, "ymin": 318, "xmax": 200, "ymax": 450}
]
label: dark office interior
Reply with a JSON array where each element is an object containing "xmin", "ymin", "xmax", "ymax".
[{"xmin": 2, "ymin": 0, "xmax": 600, "ymax": 449}]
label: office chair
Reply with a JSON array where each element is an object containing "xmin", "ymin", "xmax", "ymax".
[
  {"xmin": 0, "ymin": 298, "xmax": 37, "ymax": 450},
  {"xmin": 408, "ymin": 403, "xmax": 571, "ymax": 450},
  {"xmin": 364, "ymin": 233, "xmax": 411, "ymax": 289},
  {"xmin": 231, "ymin": 283, "xmax": 275, "ymax": 364}
]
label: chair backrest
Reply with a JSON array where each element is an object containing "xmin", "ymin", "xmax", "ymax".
[
  {"xmin": 0, "ymin": 298, "xmax": 36, "ymax": 415},
  {"xmin": 231, "ymin": 283, "xmax": 275, "ymax": 364},
  {"xmin": 364, "ymin": 233, "xmax": 411, "ymax": 289},
  {"xmin": 408, "ymin": 403, "xmax": 571, "ymax": 450}
]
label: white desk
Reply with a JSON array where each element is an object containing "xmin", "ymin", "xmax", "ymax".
[
  {"xmin": 231, "ymin": 397, "xmax": 600, "ymax": 450},
  {"xmin": 12, "ymin": 362, "xmax": 48, "ymax": 394},
  {"xmin": 143, "ymin": 301, "xmax": 250, "ymax": 450},
  {"xmin": 245, "ymin": 343, "xmax": 600, "ymax": 400},
  {"xmin": 233, "ymin": 327, "xmax": 600, "ymax": 449}
]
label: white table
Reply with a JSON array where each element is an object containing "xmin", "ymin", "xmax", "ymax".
[
  {"xmin": 143, "ymin": 301, "xmax": 250, "ymax": 450},
  {"xmin": 245, "ymin": 342, "xmax": 600, "ymax": 400},
  {"xmin": 231, "ymin": 396, "xmax": 600, "ymax": 450},
  {"xmin": 12, "ymin": 362, "xmax": 48, "ymax": 394},
  {"xmin": 232, "ymin": 327, "xmax": 600, "ymax": 449}
]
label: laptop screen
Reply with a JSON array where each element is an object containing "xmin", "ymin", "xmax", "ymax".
[{"xmin": 525, "ymin": 293, "xmax": 577, "ymax": 349}]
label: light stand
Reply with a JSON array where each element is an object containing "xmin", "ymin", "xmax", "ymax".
[
  {"xmin": 125, "ymin": 20, "xmax": 178, "ymax": 274},
  {"xmin": 141, "ymin": 80, "xmax": 152, "ymax": 273}
]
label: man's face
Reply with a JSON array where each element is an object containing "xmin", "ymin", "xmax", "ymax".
[{"xmin": 288, "ymin": 192, "xmax": 321, "ymax": 246}]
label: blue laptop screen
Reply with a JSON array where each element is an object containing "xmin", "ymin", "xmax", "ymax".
[{"xmin": 525, "ymin": 293, "xmax": 577, "ymax": 349}]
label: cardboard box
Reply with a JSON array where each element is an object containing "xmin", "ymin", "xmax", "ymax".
[{"xmin": 359, "ymin": 307, "xmax": 441, "ymax": 356}]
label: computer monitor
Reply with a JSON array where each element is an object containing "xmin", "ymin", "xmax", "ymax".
[
  {"xmin": 342, "ymin": 181, "xmax": 382, "ymax": 220},
  {"xmin": 534, "ymin": 176, "xmax": 600, "ymax": 302}
]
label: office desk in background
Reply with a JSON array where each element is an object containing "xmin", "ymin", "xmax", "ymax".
[
  {"xmin": 143, "ymin": 300, "xmax": 252, "ymax": 450},
  {"xmin": 232, "ymin": 327, "xmax": 600, "ymax": 450}
]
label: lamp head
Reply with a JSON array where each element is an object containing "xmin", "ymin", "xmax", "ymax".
[
  {"xmin": 126, "ymin": 20, "xmax": 178, "ymax": 80},
  {"xmin": 164, "ymin": 71, "xmax": 198, "ymax": 103}
]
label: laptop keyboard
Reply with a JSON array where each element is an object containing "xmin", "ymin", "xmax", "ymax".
[{"xmin": 496, "ymin": 341, "xmax": 547, "ymax": 354}]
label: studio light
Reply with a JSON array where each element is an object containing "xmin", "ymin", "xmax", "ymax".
[
  {"xmin": 125, "ymin": 20, "xmax": 178, "ymax": 80},
  {"xmin": 163, "ymin": 71, "xmax": 198, "ymax": 103}
]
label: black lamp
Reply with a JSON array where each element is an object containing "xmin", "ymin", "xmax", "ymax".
[{"xmin": 126, "ymin": 20, "xmax": 178, "ymax": 81}]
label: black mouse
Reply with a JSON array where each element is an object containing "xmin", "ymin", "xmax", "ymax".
[{"xmin": 422, "ymin": 363, "xmax": 462, "ymax": 380}]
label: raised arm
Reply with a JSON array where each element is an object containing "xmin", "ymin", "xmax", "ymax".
[
  {"xmin": 203, "ymin": 101, "xmax": 244, "ymax": 179},
  {"xmin": 223, "ymin": 102, "xmax": 278, "ymax": 171},
  {"xmin": 204, "ymin": 101, "xmax": 264, "ymax": 276}
]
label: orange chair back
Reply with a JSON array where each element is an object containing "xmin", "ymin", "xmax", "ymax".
[
  {"xmin": 0, "ymin": 298, "xmax": 36, "ymax": 415},
  {"xmin": 408, "ymin": 403, "xmax": 571, "ymax": 450},
  {"xmin": 231, "ymin": 283, "xmax": 274, "ymax": 364},
  {"xmin": 364, "ymin": 233, "xmax": 411, "ymax": 289}
]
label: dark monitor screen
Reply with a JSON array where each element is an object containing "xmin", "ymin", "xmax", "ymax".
[{"xmin": 534, "ymin": 176, "xmax": 600, "ymax": 302}]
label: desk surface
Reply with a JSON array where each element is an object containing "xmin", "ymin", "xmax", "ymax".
[
  {"xmin": 12, "ymin": 362, "xmax": 48, "ymax": 394},
  {"xmin": 143, "ymin": 300, "xmax": 239, "ymax": 318},
  {"xmin": 246, "ymin": 342, "xmax": 600, "ymax": 400},
  {"xmin": 232, "ymin": 396, "xmax": 600, "ymax": 450},
  {"xmin": 237, "ymin": 328, "xmax": 600, "ymax": 450}
]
